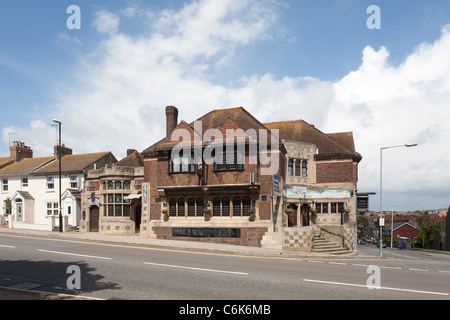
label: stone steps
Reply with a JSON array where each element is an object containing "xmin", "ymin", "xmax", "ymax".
[{"xmin": 313, "ymin": 236, "xmax": 349, "ymax": 255}]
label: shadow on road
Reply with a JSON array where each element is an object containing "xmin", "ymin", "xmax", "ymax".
[{"xmin": 0, "ymin": 259, "xmax": 121, "ymax": 300}]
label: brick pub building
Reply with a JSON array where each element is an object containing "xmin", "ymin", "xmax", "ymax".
[{"xmin": 139, "ymin": 106, "xmax": 362, "ymax": 252}]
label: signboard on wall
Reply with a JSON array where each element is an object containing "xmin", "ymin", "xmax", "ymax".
[
  {"xmin": 284, "ymin": 187, "xmax": 351, "ymax": 199},
  {"xmin": 273, "ymin": 176, "xmax": 282, "ymax": 196}
]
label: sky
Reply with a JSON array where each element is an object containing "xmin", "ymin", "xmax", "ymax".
[{"xmin": 0, "ymin": 0, "xmax": 450, "ymax": 212}]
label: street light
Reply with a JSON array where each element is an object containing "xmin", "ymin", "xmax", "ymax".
[
  {"xmin": 379, "ymin": 143, "xmax": 418, "ymax": 257},
  {"xmin": 53, "ymin": 119, "xmax": 63, "ymax": 233}
]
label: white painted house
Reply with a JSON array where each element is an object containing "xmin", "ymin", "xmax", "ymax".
[{"xmin": 0, "ymin": 141, "xmax": 116, "ymax": 231}]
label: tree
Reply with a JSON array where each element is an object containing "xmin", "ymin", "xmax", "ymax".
[{"xmin": 417, "ymin": 211, "xmax": 444, "ymax": 249}]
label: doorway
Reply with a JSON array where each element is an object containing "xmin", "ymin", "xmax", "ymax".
[
  {"xmin": 135, "ymin": 204, "xmax": 142, "ymax": 233},
  {"xmin": 300, "ymin": 204, "xmax": 310, "ymax": 227},
  {"xmin": 89, "ymin": 206, "xmax": 99, "ymax": 232},
  {"xmin": 16, "ymin": 200, "xmax": 23, "ymax": 222}
]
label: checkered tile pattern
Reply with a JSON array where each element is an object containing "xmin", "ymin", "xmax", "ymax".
[{"xmin": 283, "ymin": 227, "xmax": 314, "ymax": 251}]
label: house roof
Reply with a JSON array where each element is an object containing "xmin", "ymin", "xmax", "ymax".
[
  {"xmin": 32, "ymin": 152, "xmax": 113, "ymax": 175},
  {"xmin": 116, "ymin": 151, "xmax": 144, "ymax": 168},
  {"xmin": 264, "ymin": 120, "xmax": 359, "ymax": 156},
  {"xmin": 0, "ymin": 157, "xmax": 55, "ymax": 176},
  {"xmin": 143, "ymin": 106, "xmax": 274, "ymax": 153},
  {"xmin": 0, "ymin": 157, "xmax": 13, "ymax": 168}
]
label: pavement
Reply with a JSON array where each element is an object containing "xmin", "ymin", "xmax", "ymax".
[{"xmin": 0, "ymin": 226, "xmax": 373, "ymax": 260}]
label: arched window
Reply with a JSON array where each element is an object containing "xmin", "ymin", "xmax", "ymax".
[
  {"xmin": 222, "ymin": 197, "xmax": 230, "ymax": 216},
  {"xmin": 213, "ymin": 197, "xmax": 220, "ymax": 216},
  {"xmin": 123, "ymin": 181, "xmax": 130, "ymax": 190},
  {"xmin": 169, "ymin": 198, "xmax": 176, "ymax": 216},
  {"xmin": 115, "ymin": 181, "xmax": 122, "ymax": 189},
  {"xmin": 177, "ymin": 198, "xmax": 185, "ymax": 217},
  {"xmin": 188, "ymin": 198, "xmax": 195, "ymax": 216},
  {"xmin": 108, "ymin": 181, "xmax": 114, "ymax": 190},
  {"xmin": 196, "ymin": 198, "xmax": 204, "ymax": 217},
  {"xmin": 233, "ymin": 197, "xmax": 241, "ymax": 216}
]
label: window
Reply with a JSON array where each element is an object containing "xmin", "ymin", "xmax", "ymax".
[
  {"xmin": 169, "ymin": 198, "xmax": 176, "ymax": 216},
  {"xmin": 233, "ymin": 197, "xmax": 241, "ymax": 216},
  {"xmin": 108, "ymin": 181, "xmax": 114, "ymax": 190},
  {"xmin": 46, "ymin": 202, "xmax": 58, "ymax": 216},
  {"xmin": 302, "ymin": 161, "xmax": 308, "ymax": 177},
  {"xmin": 242, "ymin": 197, "xmax": 251, "ymax": 216},
  {"xmin": 46, "ymin": 177, "xmax": 54, "ymax": 190},
  {"xmin": 123, "ymin": 181, "xmax": 130, "ymax": 190},
  {"xmin": 115, "ymin": 181, "xmax": 122, "ymax": 190},
  {"xmin": 177, "ymin": 198, "xmax": 185, "ymax": 217},
  {"xmin": 222, "ymin": 197, "xmax": 230, "ymax": 217},
  {"xmin": 214, "ymin": 145, "xmax": 244, "ymax": 171},
  {"xmin": 188, "ymin": 198, "xmax": 195, "ymax": 217},
  {"xmin": 103, "ymin": 192, "xmax": 131, "ymax": 217},
  {"xmin": 213, "ymin": 197, "xmax": 221, "ymax": 216},
  {"xmin": 196, "ymin": 198, "xmax": 204, "ymax": 217},
  {"xmin": 169, "ymin": 149, "xmax": 195, "ymax": 173},
  {"xmin": 70, "ymin": 175, "xmax": 78, "ymax": 189},
  {"xmin": 295, "ymin": 160, "xmax": 301, "ymax": 176},
  {"xmin": 288, "ymin": 159, "xmax": 293, "ymax": 176},
  {"xmin": 22, "ymin": 178, "xmax": 28, "ymax": 189},
  {"xmin": 1, "ymin": 179, "xmax": 7, "ymax": 192}
]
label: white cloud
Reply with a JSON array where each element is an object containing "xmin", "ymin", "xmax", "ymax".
[
  {"xmin": 4, "ymin": 1, "xmax": 450, "ymax": 210},
  {"xmin": 93, "ymin": 10, "xmax": 120, "ymax": 34}
]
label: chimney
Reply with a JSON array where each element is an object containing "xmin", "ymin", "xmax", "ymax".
[
  {"xmin": 54, "ymin": 144, "xmax": 73, "ymax": 159},
  {"xmin": 127, "ymin": 149, "xmax": 137, "ymax": 156},
  {"xmin": 10, "ymin": 141, "xmax": 33, "ymax": 162},
  {"xmin": 165, "ymin": 106, "xmax": 178, "ymax": 137}
]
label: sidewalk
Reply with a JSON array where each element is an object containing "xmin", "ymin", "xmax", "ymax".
[{"xmin": 0, "ymin": 227, "xmax": 371, "ymax": 259}]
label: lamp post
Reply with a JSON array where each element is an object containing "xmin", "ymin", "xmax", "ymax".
[
  {"xmin": 379, "ymin": 143, "xmax": 417, "ymax": 257},
  {"xmin": 53, "ymin": 119, "xmax": 63, "ymax": 233}
]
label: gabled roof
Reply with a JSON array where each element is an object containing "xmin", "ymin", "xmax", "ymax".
[
  {"xmin": 143, "ymin": 106, "xmax": 273, "ymax": 153},
  {"xmin": 264, "ymin": 120, "xmax": 359, "ymax": 156},
  {"xmin": 116, "ymin": 151, "xmax": 144, "ymax": 168},
  {"xmin": 0, "ymin": 157, "xmax": 55, "ymax": 177},
  {"xmin": 32, "ymin": 152, "xmax": 114, "ymax": 175}
]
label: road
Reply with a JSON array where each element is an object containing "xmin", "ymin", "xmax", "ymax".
[{"xmin": 1, "ymin": 233, "xmax": 449, "ymax": 303}]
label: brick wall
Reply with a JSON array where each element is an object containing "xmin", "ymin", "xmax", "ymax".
[{"xmin": 316, "ymin": 160, "xmax": 356, "ymax": 184}]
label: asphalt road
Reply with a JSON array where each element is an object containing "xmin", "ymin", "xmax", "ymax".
[{"xmin": 1, "ymin": 233, "xmax": 449, "ymax": 302}]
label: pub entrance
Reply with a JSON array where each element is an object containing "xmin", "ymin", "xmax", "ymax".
[{"xmin": 89, "ymin": 206, "xmax": 99, "ymax": 232}]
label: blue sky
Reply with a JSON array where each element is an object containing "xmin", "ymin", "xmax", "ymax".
[{"xmin": 1, "ymin": 0, "xmax": 450, "ymax": 212}]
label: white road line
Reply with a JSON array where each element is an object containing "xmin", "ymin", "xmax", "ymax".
[
  {"xmin": 143, "ymin": 262, "xmax": 248, "ymax": 275},
  {"xmin": 307, "ymin": 260, "xmax": 324, "ymax": 264},
  {"xmin": 329, "ymin": 262, "xmax": 347, "ymax": 265},
  {"xmin": 0, "ymin": 245, "xmax": 15, "ymax": 248},
  {"xmin": 381, "ymin": 266, "xmax": 402, "ymax": 270},
  {"xmin": 37, "ymin": 249, "xmax": 112, "ymax": 260},
  {"xmin": 303, "ymin": 279, "xmax": 449, "ymax": 296},
  {"xmin": 408, "ymin": 268, "xmax": 429, "ymax": 272}
]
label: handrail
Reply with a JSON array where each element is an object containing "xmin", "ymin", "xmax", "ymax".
[{"xmin": 320, "ymin": 226, "xmax": 345, "ymax": 248}]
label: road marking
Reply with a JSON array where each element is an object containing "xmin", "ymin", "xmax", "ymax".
[
  {"xmin": 329, "ymin": 262, "xmax": 347, "ymax": 265},
  {"xmin": 381, "ymin": 266, "xmax": 402, "ymax": 270},
  {"xmin": 37, "ymin": 249, "xmax": 111, "ymax": 260},
  {"xmin": 303, "ymin": 279, "xmax": 449, "ymax": 296},
  {"xmin": 307, "ymin": 260, "xmax": 324, "ymax": 264},
  {"xmin": 0, "ymin": 245, "xmax": 15, "ymax": 248},
  {"xmin": 143, "ymin": 262, "xmax": 248, "ymax": 275},
  {"xmin": 408, "ymin": 268, "xmax": 429, "ymax": 272}
]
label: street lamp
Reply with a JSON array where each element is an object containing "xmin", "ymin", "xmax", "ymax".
[
  {"xmin": 379, "ymin": 143, "xmax": 418, "ymax": 256},
  {"xmin": 53, "ymin": 119, "xmax": 63, "ymax": 233}
]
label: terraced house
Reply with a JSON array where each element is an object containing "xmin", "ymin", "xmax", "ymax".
[{"xmin": 0, "ymin": 141, "xmax": 116, "ymax": 231}]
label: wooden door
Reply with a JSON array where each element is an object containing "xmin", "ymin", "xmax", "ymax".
[{"xmin": 89, "ymin": 206, "xmax": 99, "ymax": 232}]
